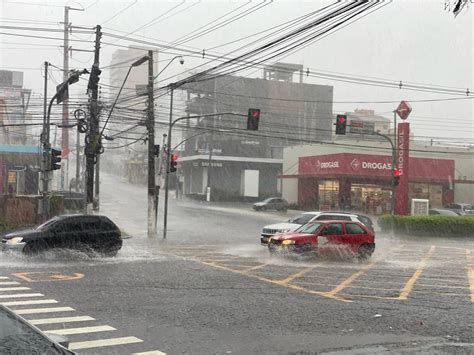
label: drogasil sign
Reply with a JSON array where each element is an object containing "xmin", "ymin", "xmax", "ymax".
[{"xmin": 315, "ymin": 159, "xmax": 392, "ymax": 171}]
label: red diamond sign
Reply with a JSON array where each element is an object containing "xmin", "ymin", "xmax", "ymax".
[{"xmin": 395, "ymin": 100, "xmax": 412, "ymax": 120}]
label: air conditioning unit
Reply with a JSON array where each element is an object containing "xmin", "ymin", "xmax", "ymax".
[{"xmin": 411, "ymin": 199, "xmax": 429, "ymax": 216}]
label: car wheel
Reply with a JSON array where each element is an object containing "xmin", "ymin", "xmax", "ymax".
[
  {"xmin": 357, "ymin": 244, "xmax": 373, "ymax": 262},
  {"xmin": 261, "ymin": 206, "xmax": 266, "ymax": 211},
  {"xmin": 22, "ymin": 242, "xmax": 44, "ymax": 256}
]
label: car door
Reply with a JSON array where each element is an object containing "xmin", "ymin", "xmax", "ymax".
[
  {"xmin": 317, "ymin": 223, "xmax": 344, "ymax": 255},
  {"xmin": 81, "ymin": 216, "xmax": 102, "ymax": 251},
  {"xmin": 343, "ymin": 223, "xmax": 368, "ymax": 253},
  {"xmin": 54, "ymin": 218, "xmax": 82, "ymax": 250}
]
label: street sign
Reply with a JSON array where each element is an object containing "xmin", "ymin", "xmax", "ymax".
[
  {"xmin": 349, "ymin": 120, "xmax": 375, "ymax": 134},
  {"xmin": 395, "ymin": 100, "xmax": 412, "ymax": 120}
]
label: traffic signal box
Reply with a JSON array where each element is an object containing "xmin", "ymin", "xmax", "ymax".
[
  {"xmin": 247, "ymin": 108, "xmax": 260, "ymax": 131},
  {"xmin": 169, "ymin": 153, "xmax": 178, "ymax": 173},
  {"xmin": 392, "ymin": 168, "xmax": 401, "ymax": 186},
  {"xmin": 50, "ymin": 148, "xmax": 62, "ymax": 171},
  {"xmin": 335, "ymin": 114, "xmax": 347, "ymax": 135},
  {"xmin": 88, "ymin": 65, "xmax": 102, "ymax": 91}
]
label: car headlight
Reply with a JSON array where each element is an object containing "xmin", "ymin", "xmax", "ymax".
[
  {"xmin": 281, "ymin": 240, "xmax": 296, "ymax": 245},
  {"xmin": 279, "ymin": 229, "xmax": 290, "ymax": 233},
  {"xmin": 7, "ymin": 237, "xmax": 24, "ymax": 245}
]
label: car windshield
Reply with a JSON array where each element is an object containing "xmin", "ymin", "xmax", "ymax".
[
  {"xmin": 295, "ymin": 223, "xmax": 322, "ymax": 234},
  {"xmin": 35, "ymin": 217, "xmax": 59, "ymax": 231},
  {"xmin": 0, "ymin": 307, "xmax": 66, "ymax": 354},
  {"xmin": 1, "ymin": 2, "xmax": 471, "ymax": 354},
  {"xmin": 288, "ymin": 214, "xmax": 316, "ymax": 224}
]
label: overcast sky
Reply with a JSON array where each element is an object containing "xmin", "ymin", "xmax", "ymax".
[{"xmin": 1, "ymin": 0, "xmax": 472, "ymax": 143}]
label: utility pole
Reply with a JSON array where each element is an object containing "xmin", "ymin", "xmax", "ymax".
[
  {"xmin": 147, "ymin": 50, "xmax": 157, "ymax": 237},
  {"xmin": 61, "ymin": 5, "xmax": 83, "ymax": 191},
  {"xmin": 41, "ymin": 61, "xmax": 50, "ymax": 221},
  {"xmin": 85, "ymin": 25, "xmax": 101, "ymax": 212}
]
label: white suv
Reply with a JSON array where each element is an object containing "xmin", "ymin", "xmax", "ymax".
[{"xmin": 260, "ymin": 211, "xmax": 370, "ymax": 245}]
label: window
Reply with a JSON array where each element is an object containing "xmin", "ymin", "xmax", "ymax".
[
  {"xmin": 316, "ymin": 215, "xmax": 351, "ymax": 221},
  {"xmin": 321, "ymin": 223, "xmax": 343, "ymax": 236},
  {"xmin": 289, "ymin": 214, "xmax": 316, "ymax": 224},
  {"xmin": 296, "ymin": 223, "xmax": 322, "ymax": 234},
  {"xmin": 346, "ymin": 223, "xmax": 365, "ymax": 235},
  {"xmin": 83, "ymin": 218, "xmax": 101, "ymax": 231}
]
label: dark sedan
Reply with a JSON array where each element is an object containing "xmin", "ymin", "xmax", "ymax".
[{"xmin": 0, "ymin": 214, "xmax": 122, "ymax": 256}]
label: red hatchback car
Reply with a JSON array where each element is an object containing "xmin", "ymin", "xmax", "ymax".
[{"xmin": 268, "ymin": 220, "xmax": 375, "ymax": 260}]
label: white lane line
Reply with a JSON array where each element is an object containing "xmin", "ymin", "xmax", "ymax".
[
  {"xmin": 30, "ymin": 316, "xmax": 95, "ymax": 325},
  {"xmin": 0, "ymin": 277, "xmax": 9, "ymax": 280},
  {"xmin": 45, "ymin": 325, "xmax": 116, "ymax": 335},
  {"xmin": 14, "ymin": 307, "xmax": 75, "ymax": 315},
  {"xmin": 0, "ymin": 299, "xmax": 58, "ymax": 306},
  {"xmin": 0, "ymin": 281, "xmax": 20, "ymax": 285},
  {"xmin": 133, "ymin": 351, "xmax": 167, "ymax": 355},
  {"xmin": 0, "ymin": 293, "xmax": 44, "ymax": 299},
  {"xmin": 69, "ymin": 336, "xmax": 143, "ymax": 350},
  {"xmin": 0, "ymin": 287, "xmax": 31, "ymax": 292}
]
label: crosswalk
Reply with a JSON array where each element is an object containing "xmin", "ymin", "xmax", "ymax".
[{"xmin": 0, "ymin": 276, "xmax": 166, "ymax": 354}]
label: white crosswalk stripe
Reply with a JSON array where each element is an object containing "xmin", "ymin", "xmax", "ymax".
[
  {"xmin": 14, "ymin": 307, "xmax": 75, "ymax": 315},
  {"xmin": 0, "ymin": 287, "xmax": 31, "ymax": 292},
  {"xmin": 69, "ymin": 336, "xmax": 143, "ymax": 350},
  {"xmin": 44, "ymin": 325, "xmax": 116, "ymax": 335},
  {"xmin": 0, "ymin": 299, "xmax": 58, "ymax": 306},
  {"xmin": 30, "ymin": 316, "xmax": 95, "ymax": 325},
  {"xmin": 0, "ymin": 293, "xmax": 44, "ymax": 299},
  {"xmin": 0, "ymin": 278, "xmax": 167, "ymax": 353}
]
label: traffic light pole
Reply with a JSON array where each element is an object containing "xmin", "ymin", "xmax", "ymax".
[
  {"xmin": 373, "ymin": 131, "xmax": 396, "ymax": 216},
  {"xmin": 41, "ymin": 61, "xmax": 50, "ymax": 221}
]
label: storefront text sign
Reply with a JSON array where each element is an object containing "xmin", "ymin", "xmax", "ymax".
[{"xmin": 396, "ymin": 122, "xmax": 410, "ymax": 215}]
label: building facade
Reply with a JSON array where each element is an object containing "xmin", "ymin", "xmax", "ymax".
[
  {"xmin": 179, "ymin": 63, "xmax": 334, "ymax": 200},
  {"xmin": 281, "ymin": 140, "xmax": 474, "ymax": 215}
]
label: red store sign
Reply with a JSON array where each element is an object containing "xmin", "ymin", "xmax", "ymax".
[{"xmin": 299, "ymin": 153, "xmax": 454, "ymax": 183}]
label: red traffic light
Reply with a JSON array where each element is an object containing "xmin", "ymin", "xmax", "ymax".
[
  {"xmin": 393, "ymin": 168, "xmax": 401, "ymax": 177},
  {"xmin": 337, "ymin": 116, "xmax": 346, "ymax": 124},
  {"xmin": 171, "ymin": 153, "xmax": 178, "ymax": 161}
]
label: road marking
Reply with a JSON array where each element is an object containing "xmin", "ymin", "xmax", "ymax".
[
  {"xmin": 242, "ymin": 262, "xmax": 270, "ymax": 272},
  {"xmin": 0, "ymin": 287, "xmax": 31, "ymax": 292},
  {"xmin": 13, "ymin": 272, "xmax": 84, "ymax": 282},
  {"xmin": 14, "ymin": 307, "xmax": 75, "ymax": 315},
  {"xmin": 0, "ymin": 299, "xmax": 58, "ymax": 306},
  {"xmin": 399, "ymin": 245, "xmax": 436, "ymax": 300},
  {"xmin": 69, "ymin": 336, "xmax": 143, "ymax": 350},
  {"xmin": 45, "ymin": 325, "xmax": 116, "ymax": 335},
  {"xmin": 0, "ymin": 277, "xmax": 9, "ymax": 280},
  {"xmin": 467, "ymin": 250, "xmax": 474, "ymax": 303},
  {"xmin": 322, "ymin": 262, "xmax": 376, "ymax": 300},
  {"xmin": 133, "ymin": 351, "xmax": 167, "ymax": 355},
  {"xmin": 0, "ymin": 281, "xmax": 20, "ymax": 285},
  {"xmin": 30, "ymin": 316, "xmax": 95, "ymax": 325},
  {"xmin": 0, "ymin": 293, "xmax": 44, "ymax": 299},
  {"xmin": 277, "ymin": 266, "xmax": 319, "ymax": 284}
]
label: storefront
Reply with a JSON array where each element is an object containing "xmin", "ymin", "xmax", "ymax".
[{"xmin": 291, "ymin": 153, "xmax": 454, "ymax": 215}]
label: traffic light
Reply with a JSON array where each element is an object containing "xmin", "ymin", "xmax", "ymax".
[
  {"xmin": 169, "ymin": 153, "xmax": 178, "ymax": 173},
  {"xmin": 247, "ymin": 108, "xmax": 260, "ymax": 131},
  {"xmin": 335, "ymin": 114, "xmax": 347, "ymax": 135},
  {"xmin": 50, "ymin": 148, "xmax": 62, "ymax": 171},
  {"xmin": 88, "ymin": 65, "xmax": 102, "ymax": 91},
  {"xmin": 392, "ymin": 168, "xmax": 401, "ymax": 186}
]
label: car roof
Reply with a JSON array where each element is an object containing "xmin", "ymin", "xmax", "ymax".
[{"xmin": 307, "ymin": 219, "xmax": 363, "ymax": 225}]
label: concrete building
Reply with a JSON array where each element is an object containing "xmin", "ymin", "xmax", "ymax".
[{"xmin": 179, "ymin": 63, "xmax": 334, "ymax": 200}]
